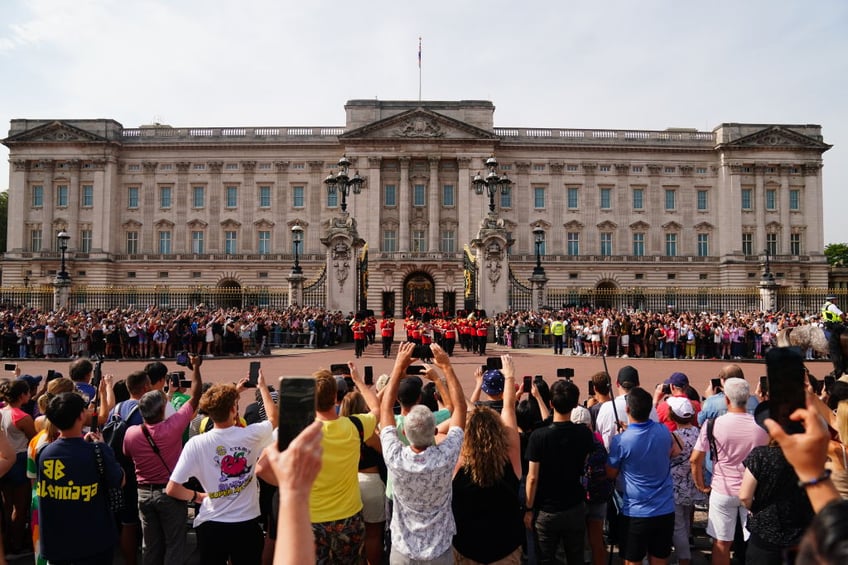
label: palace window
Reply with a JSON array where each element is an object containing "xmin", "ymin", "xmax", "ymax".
[
  {"xmin": 31, "ymin": 185, "xmax": 43, "ymax": 207},
  {"xmin": 632, "ymin": 233, "xmax": 645, "ymax": 257},
  {"xmin": 225, "ymin": 231, "xmax": 238, "ymax": 254},
  {"xmin": 259, "ymin": 186, "xmax": 271, "ymax": 208},
  {"xmin": 82, "ymin": 185, "xmax": 94, "ymax": 207},
  {"xmin": 632, "ymin": 188, "xmax": 644, "ymax": 210},
  {"xmin": 191, "ymin": 231, "xmax": 204, "ymax": 254},
  {"xmin": 158, "ymin": 231, "xmax": 171, "ymax": 254},
  {"xmin": 567, "ymin": 232, "xmax": 579, "ymax": 256}
]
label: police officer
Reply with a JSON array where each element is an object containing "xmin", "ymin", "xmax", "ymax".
[
  {"xmin": 550, "ymin": 315, "xmax": 565, "ymax": 355},
  {"xmin": 822, "ymin": 294, "xmax": 846, "ymax": 377}
]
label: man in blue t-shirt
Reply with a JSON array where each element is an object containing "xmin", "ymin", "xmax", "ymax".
[
  {"xmin": 697, "ymin": 364, "xmax": 759, "ymax": 425},
  {"xmin": 38, "ymin": 392, "xmax": 124, "ymax": 564},
  {"xmin": 607, "ymin": 387, "xmax": 680, "ymax": 565}
]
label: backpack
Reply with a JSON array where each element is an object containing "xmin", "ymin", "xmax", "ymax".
[
  {"xmin": 583, "ymin": 435, "xmax": 613, "ymax": 504},
  {"xmin": 101, "ymin": 401, "xmax": 140, "ymax": 463}
]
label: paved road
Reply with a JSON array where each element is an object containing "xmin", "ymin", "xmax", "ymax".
[{"xmin": 12, "ymin": 341, "xmax": 831, "ymax": 404}]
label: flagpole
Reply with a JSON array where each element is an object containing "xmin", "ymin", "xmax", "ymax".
[{"xmin": 418, "ymin": 37, "xmax": 422, "ymax": 102}]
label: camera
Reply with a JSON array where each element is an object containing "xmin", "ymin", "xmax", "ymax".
[
  {"xmin": 175, "ymin": 351, "xmax": 193, "ymax": 370},
  {"xmin": 556, "ymin": 368, "xmax": 574, "ymax": 380}
]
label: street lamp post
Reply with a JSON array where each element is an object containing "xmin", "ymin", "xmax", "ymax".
[
  {"xmin": 57, "ymin": 231, "xmax": 70, "ymax": 280},
  {"xmin": 533, "ymin": 227, "xmax": 546, "ymax": 277},
  {"xmin": 762, "ymin": 247, "xmax": 775, "ymax": 283},
  {"xmin": 324, "ymin": 155, "xmax": 364, "ymax": 213},
  {"xmin": 472, "ymin": 155, "xmax": 512, "ymax": 214},
  {"xmin": 291, "ymin": 225, "xmax": 304, "ymax": 275}
]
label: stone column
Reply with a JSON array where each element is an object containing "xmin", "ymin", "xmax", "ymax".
[
  {"xmin": 53, "ymin": 278, "xmax": 71, "ymax": 311},
  {"xmin": 471, "ymin": 217, "xmax": 512, "ymax": 314},
  {"xmin": 321, "ymin": 214, "xmax": 364, "ymax": 313},
  {"xmin": 287, "ymin": 272, "xmax": 305, "ymax": 307},
  {"xmin": 42, "ymin": 160, "xmax": 55, "ymax": 249},
  {"xmin": 759, "ymin": 278, "xmax": 778, "ymax": 312},
  {"xmin": 68, "ymin": 159, "xmax": 81, "ymax": 244},
  {"xmin": 549, "ymin": 162, "xmax": 565, "ymax": 253},
  {"xmin": 530, "ymin": 272, "xmax": 548, "ymax": 311},
  {"xmin": 8, "ymin": 160, "xmax": 28, "ymax": 252},
  {"xmin": 806, "ymin": 163, "xmax": 824, "ymax": 255},
  {"xmin": 274, "ymin": 161, "xmax": 290, "ymax": 252},
  {"xmin": 175, "ymin": 162, "xmax": 191, "ymax": 252},
  {"xmin": 208, "ymin": 161, "xmax": 223, "ymax": 250},
  {"xmin": 142, "ymin": 160, "xmax": 157, "ymax": 248},
  {"xmin": 457, "ymin": 157, "xmax": 472, "ymax": 246},
  {"xmin": 428, "ymin": 156, "xmax": 440, "ymax": 252},
  {"xmin": 308, "ymin": 161, "xmax": 325, "ymax": 252},
  {"xmin": 364, "ymin": 157, "xmax": 382, "ymax": 247},
  {"xmin": 399, "ymin": 157, "xmax": 411, "ymax": 252},
  {"xmin": 754, "ymin": 163, "xmax": 766, "ymax": 252},
  {"xmin": 646, "ymin": 164, "xmax": 661, "ymax": 253},
  {"xmin": 241, "ymin": 161, "xmax": 256, "ymax": 252}
]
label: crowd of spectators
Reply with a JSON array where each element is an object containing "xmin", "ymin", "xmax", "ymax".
[
  {"xmin": 0, "ymin": 337, "xmax": 846, "ymax": 563},
  {"xmin": 0, "ymin": 305, "xmax": 359, "ymax": 360},
  {"xmin": 492, "ymin": 306, "xmax": 828, "ymax": 361}
]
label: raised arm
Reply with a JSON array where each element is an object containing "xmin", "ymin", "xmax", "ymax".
[
  {"xmin": 381, "ymin": 342, "xmax": 416, "ymax": 428},
  {"xmin": 348, "ymin": 361, "xmax": 380, "ymax": 421},
  {"xmin": 469, "ymin": 365, "xmax": 483, "ymax": 405},
  {"xmin": 431, "ymin": 343, "xmax": 466, "ymax": 430},
  {"xmin": 423, "ymin": 366, "xmax": 453, "ymax": 413},
  {"xmin": 500, "ymin": 354, "xmax": 517, "ymax": 431},
  {"xmin": 97, "ymin": 373, "xmax": 116, "ymax": 425},
  {"xmin": 187, "ymin": 354, "xmax": 203, "ymax": 411},
  {"xmin": 257, "ymin": 369, "xmax": 277, "ymax": 428}
]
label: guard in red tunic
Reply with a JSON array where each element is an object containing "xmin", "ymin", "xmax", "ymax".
[
  {"xmin": 380, "ymin": 313, "xmax": 395, "ymax": 358},
  {"xmin": 475, "ymin": 319, "xmax": 489, "ymax": 356},
  {"xmin": 443, "ymin": 320, "xmax": 457, "ymax": 356},
  {"xmin": 351, "ymin": 319, "xmax": 367, "ymax": 358}
]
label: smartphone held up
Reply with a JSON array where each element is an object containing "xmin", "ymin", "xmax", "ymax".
[{"xmin": 277, "ymin": 377, "xmax": 316, "ymax": 452}]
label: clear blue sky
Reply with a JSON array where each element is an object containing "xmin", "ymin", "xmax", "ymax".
[{"xmin": 1, "ymin": 0, "xmax": 846, "ymax": 244}]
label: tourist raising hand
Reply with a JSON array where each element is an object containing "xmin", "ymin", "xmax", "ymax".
[
  {"xmin": 764, "ymin": 399, "xmax": 839, "ymax": 513},
  {"xmin": 263, "ymin": 421, "xmax": 324, "ymax": 565}
]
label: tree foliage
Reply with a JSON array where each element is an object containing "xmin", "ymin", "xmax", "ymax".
[{"xmin": 824, "ymin": 243, "xmax": 848, "ymax": 266}]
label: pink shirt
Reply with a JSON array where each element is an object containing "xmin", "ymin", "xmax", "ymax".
[
  {"xmin": 124, "ymin": 401, "xmax": 194, "ymax": 484},
  {"xmin": 694, "ymin": 411, "xmax": 768, "ymax": 496}
]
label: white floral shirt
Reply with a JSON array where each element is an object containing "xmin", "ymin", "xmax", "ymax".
[{"xmin": 381, "ymin": 425, "xmax": 464, "ymax": 560}]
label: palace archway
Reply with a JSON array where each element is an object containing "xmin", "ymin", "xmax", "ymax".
[{"xmin": 403, "ymin": 272, "xmax": 436, "ymax": 312}]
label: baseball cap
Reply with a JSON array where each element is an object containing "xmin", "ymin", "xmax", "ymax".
[
  {"xmin": 617, "ymin": 366, "xmax": 640, "ymax": 388},
  {"xmin": 19, "ymin": 375, "xmax": 42, "ymax": 389},
  {"xmin": 666, "ymin": 396, "xmax": 695, "ymax": 419},
  {"xmin": 666, "ymin": 372, "xmax": 689, "ymax": 388},
  {"xmin": 397, "ymin": 375, "xmax": 424, "ymax": 406},
  {"xmin": 826, "ymin": 294, "xmax": 837, "ymax": 301},
  {"xmin": 482, "ymin": 369, "xmax": 505, "ymax": 396}
]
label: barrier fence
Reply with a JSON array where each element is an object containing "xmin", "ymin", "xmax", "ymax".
[{"xmin": 0, "ymin": 285, "xmax": 844, "ymax": 314}]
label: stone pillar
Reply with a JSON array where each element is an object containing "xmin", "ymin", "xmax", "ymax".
[
  {"xmin": 457, "ymin": 157, "xmax": 472, "ymax": 246},
  {"xmin": 208, "ymin": 161, "xmax": 223, "ymax": 249},
  {"xmin": 471, "ymin": 215, "xmax": 511, "ymax": 314},
  {"xmin": 175, "ymin": 162, "xmax": 191, "ymax": 252},
  {"xmin": 428, "ymin": 156, "xmax": 440, "ymax": 252},
  {"xmin": 322, "ymin": 213, "xmax": 364, "ymax": 313},
  {"xmin": 759, "ymin": 279, "xmax": 778, "ymax": 312},
  {"xmin": 68, "ymin": 159, "xmax": 81, "ymax": 243},
  {"xmin": 530, "ymin": 272, "xmax": 548, "ymax": 311},
  {"xmin": 8, "ymin": 160, "xmax": 29, "ymax": 253},
  {"xmin": 364, "ymin": 157, "xmax": 382, "ymax": 246},
  {"xmin": 549, "ymin": 162, "xmax": 565, "ymax": 253},
  {"xmin": 399, "ymin": 157, "xmax": 411, "ymax": 252},
  {"xmin": 42, "ymin": 160, "xmax": 55, "ymax": 249},
  {"xmin": 53, "ymin": 278, "xmax": 71, "ymax": 311},
  {"xmin": 287, "ymin": 272, "xmax": 305, "ymax": 307},
  {"xmin": 241, "ymin": 161, "xmax": 256, "ymax": 251},
  {"xmin": 274, "ymin": 161, "xmax": 290, "ymax": 251}
]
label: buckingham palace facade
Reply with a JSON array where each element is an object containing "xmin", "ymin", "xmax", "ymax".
[{"xmin": 2, "ymin": 99, "xmax": 832, "ymax": 313}]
